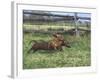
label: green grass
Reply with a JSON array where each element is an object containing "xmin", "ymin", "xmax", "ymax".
[
  {"xmin": 23, "ymin": 24, "xmax": 89, "ymax": 31},
  {"xmin": 23, "ymin": 32, "xmax": 91, "ymax": 69}
]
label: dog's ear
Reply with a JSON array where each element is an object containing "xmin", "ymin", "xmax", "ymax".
[
  {"xmin": 52, "ymin": 33, "xmax": 58, "ymax": 38},
  {"xmin": 52, "ymin": 33, "xmax": 64, "ymax": 40},
  {"xmin": 52, "ymin": 32, "xmax": 61, "ymax": 37}
]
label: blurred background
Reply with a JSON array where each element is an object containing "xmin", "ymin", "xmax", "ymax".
[{"xmin": 23, "ymin": 10, "xmax": 91, "ymax": 36}]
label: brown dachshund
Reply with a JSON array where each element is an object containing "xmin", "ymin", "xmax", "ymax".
[
  {"xmin": 28, "ymin": 40, "xmax": 71, "ymax": 53},
  {"xmin": 28, "ymin": 33, "xmax": 70, "ymax": 53}
]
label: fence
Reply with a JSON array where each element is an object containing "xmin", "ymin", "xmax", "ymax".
[{"xmin": 23, "ymin": 10, "xmax": 91, "ymax": 36}]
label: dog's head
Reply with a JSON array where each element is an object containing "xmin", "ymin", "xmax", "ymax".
[{"xmin": 52, "ymin": 33, "xmax": 64, "ymax": 41}]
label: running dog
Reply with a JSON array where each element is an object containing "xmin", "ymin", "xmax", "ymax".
[{"xmin": 28, "ymin": 33, "xmax": 71, "ymax": 53}]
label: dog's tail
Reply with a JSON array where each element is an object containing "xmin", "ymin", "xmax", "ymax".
[
  {"xmin": 29, "ymin": 40, "xmax": 37, "ymax": 45},
  {"xmin": 28, "ymin": 40, "xmax": 37, "ymax": 53}
]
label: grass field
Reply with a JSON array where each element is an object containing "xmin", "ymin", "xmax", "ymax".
[{"xmin": 23, "ymin": 32, "xmax": 91, "ymax": 69}]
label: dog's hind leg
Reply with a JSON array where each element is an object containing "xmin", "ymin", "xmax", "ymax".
[
  {"xmin": 27, "ymin": 47, "xmax": 33, "ymax": 53},
  {"xmin": 27, "ymin": 48, "xmax": 37, "ymax": 53},
  {"xmin": 32, "ymin": 49, "xmax": 37, "ymax": 53}
]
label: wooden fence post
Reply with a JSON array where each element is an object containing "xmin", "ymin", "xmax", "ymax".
[{"xmin": 74, "ymin": 12, "xmax": 79, "ymax": 37}]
